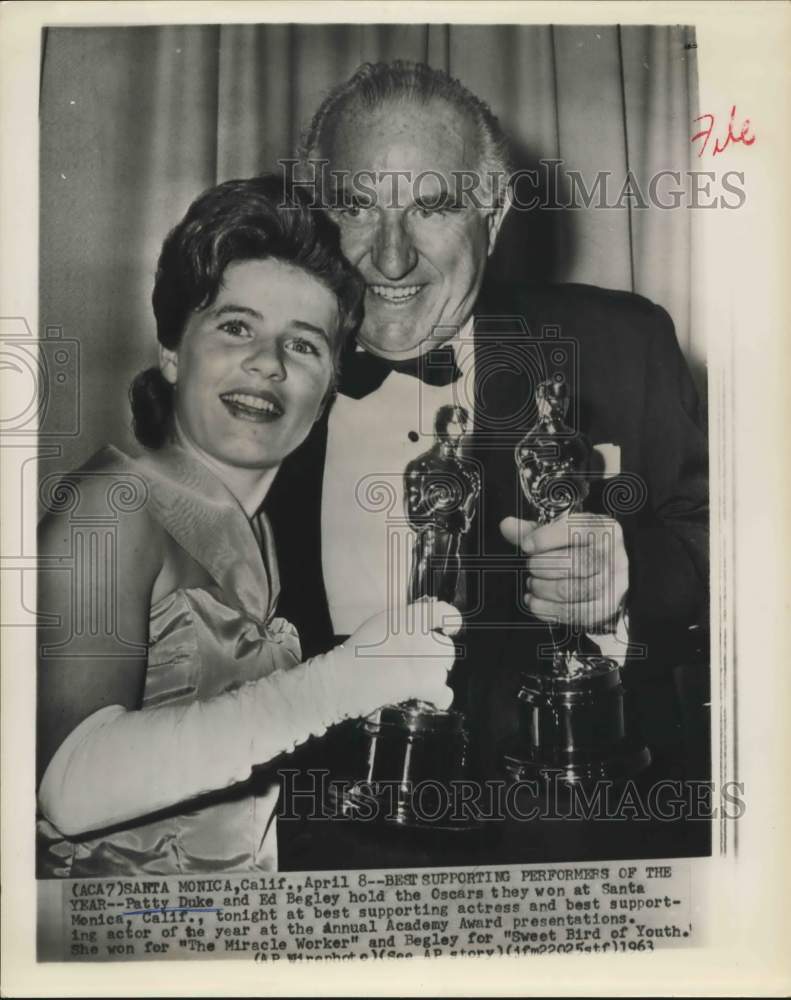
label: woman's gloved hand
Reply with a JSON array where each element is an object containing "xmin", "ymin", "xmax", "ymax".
[
  {"xmin": 37, "ymin": 598, "xmax": 463, "ymax": 838},
  {"xmin": 322, "ymin": 598, "xmax": 462, "ymax": 717}
]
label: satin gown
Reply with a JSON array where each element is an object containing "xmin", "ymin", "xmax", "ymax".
[{"xmin": 37, "ymin": 444, "xmax": 302, "ymax": 877}]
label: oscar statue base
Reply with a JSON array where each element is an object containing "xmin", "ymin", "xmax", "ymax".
[
  {"xmin": 339, "ymin": 700, "xmax": 476, "ymax": 830},
  {"xmin": 503, "ymin": 657, "xmax": 651, "ymax": 787}
]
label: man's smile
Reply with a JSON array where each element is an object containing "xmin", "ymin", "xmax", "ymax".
[{"xmin": 368, "ymin": 283, "xmax": 425, "ymax": 304}]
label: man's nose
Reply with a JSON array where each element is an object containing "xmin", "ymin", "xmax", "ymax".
[
  {"xmin": 242, "ymin": 340, "xmax": 286, "ymax": 380},
  {"xmin": 371, "ymin": 211, "xmax": 418, "ymax": 280}
]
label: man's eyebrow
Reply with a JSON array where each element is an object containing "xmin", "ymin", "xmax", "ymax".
[
  {"xmin": 335, "ymin": 183, "xmax": 374, "ymax": 209},
  {"xmin": 413, "ymin": 191, "xmax": 463, "ymax": 211}
]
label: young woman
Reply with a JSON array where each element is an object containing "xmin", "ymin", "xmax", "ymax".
[{"xmin": 36, "ymin": 176, "xmax": 458, "ymax": 876}]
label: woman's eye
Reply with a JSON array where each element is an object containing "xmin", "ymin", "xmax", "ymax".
[
  {"xmin": 218, "ymin": 320, "xmax": 251, "ymax": 337},
  {"xmin": 286, "ymin": 338, "xmax": 320, "ymax": 357}
]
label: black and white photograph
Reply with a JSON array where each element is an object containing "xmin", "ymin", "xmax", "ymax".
[{"xmin": 1, "ymin": 2, "xmax": 789, "ymax": 996}]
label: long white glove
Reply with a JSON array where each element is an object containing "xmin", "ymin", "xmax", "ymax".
[{"xmin": 38, "ymin": 600, "xmax": 461, "ymax": 837}]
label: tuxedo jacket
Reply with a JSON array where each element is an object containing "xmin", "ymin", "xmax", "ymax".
[{"xmin": 265, "ymin": 282, "xmax": 709, "ymax": 770}]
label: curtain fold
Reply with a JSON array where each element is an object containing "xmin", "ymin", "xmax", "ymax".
[
  {"xmin": 40, "ymin": 23, "xmax": 700, "ymax": 476},
  {"xmin": 217, "ymin": 25, "xmax": 292, "ymax": 180},
  {"xmin": 621, "ymin": 25, "xmax": 698, "ymax": 361}
]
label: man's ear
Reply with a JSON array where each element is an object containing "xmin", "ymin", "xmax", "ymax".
[
  {"xmin": 486, "ymin": 185, "xmax": 513, "ymax": 257},
  {"xmin": 159, "ymin": 345, "xmax": 179, "ymax": 386}
]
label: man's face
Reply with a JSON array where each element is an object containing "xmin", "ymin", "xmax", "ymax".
[{"xmin": 324, "ymin": 99, "xmax": 507, "ymax": 358}]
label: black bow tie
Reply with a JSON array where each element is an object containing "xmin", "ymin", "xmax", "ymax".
[{"xmin": 339, "ymin": 344, "xmax": 462, "ymax": 400}]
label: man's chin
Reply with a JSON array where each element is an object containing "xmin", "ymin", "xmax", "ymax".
[{"xmin": 359, "ymin": 320, "xmax": 437, "ymax": 359}]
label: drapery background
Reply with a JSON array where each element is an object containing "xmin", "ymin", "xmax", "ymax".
[{"xmin": 40, "ymin": 23, "xmax": 701, "ymax": 477}]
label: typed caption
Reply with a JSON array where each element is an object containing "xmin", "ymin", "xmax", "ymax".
[{"xmin": 39, "ymin": 859, "xmax": 693, "ymax": 963}]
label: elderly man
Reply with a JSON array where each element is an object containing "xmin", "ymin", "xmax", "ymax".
[{"xmin": 266, "ymin": 61, "xmax": 708, "ymax": 781}]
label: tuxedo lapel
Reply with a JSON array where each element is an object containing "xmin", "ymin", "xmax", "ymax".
[
  {"xmin": 264, "ymin": 403, "xmax": 335, "ymax": 657},
  {"xmin": 472, "ymin": 286, "xmax": 612, "ymax": 517},
  {"xmin": 471, "ymin": 292, "xmax": 545, "ymax": 541}
]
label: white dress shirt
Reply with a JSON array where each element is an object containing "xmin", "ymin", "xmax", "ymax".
[{"xmin": 322, "ymin": 320, "xmax": 476, "ymax": 634}]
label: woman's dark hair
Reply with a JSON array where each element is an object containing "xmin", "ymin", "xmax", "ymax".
[{"xmin": 130, "ymin": 174, "xmax": 363, "ymax": 448}]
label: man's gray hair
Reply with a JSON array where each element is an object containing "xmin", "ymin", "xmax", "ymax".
[{"xmin": 298, "ymin": 60, "xmax": 513, "ymax": 207}]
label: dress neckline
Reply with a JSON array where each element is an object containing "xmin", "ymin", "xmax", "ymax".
[{"xmin": 99, "ymin": 443, "xmax": 279, "ymax": 625}]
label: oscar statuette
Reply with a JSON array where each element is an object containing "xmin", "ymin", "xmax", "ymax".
[
  {"xmin": 503, "ymin": 378, "xmax": 651, "ymax": 786},
  {"xmin": 343, "ymin": 405, "xmax": 480, "ymax": 827}
]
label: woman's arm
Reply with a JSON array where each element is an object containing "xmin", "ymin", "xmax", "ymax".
[
  {"xmin": 36, "ymin": 473, "xmax": 165, "ymax": 784},
  {"xmin": 37, "ymin": 607, "xmax": 458, "ymax": 837},
  {"xmin": 37, "ymin": 467, "xmax": 460, "ymax": 836}
]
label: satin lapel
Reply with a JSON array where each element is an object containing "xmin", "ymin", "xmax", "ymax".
[
  {"xmin": 107, "ymin": 444, "xmax": 275, "ymax": 625},
  {"xmin": 256, "ymin": 510, "xmax": 280, "ymax": 612},
  {"xmin": 471, "ymin": 293, "xmax": 537, "ymax": 530},
  {"xmin": 263, "ymin": 405, "xmax": 334, "ymax": 656}
]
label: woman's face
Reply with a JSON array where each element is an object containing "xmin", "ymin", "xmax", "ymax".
[{"xmin": 161, "ymin": 258, "xmax": 338, "ymax": 470}]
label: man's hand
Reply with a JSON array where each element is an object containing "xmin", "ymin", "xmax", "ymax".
[{"xmin": 500, "ymin": 513, "xmax": 629, "ymax": 630}]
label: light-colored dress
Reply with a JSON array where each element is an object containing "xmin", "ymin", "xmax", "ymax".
[{"xmin": 37, "ymin": 445, "xmax": 301, "ymax": 877}]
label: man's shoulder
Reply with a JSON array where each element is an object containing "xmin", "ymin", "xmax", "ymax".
[{"xmin": 478, "ymin": 281, "xmax": 672, "ymax": 341}]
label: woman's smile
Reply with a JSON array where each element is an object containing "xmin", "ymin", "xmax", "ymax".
[{"xmin": 220, "ymin": 387, "xmax": 285, "ymax": 422}]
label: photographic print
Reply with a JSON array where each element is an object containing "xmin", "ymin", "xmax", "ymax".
[{"xmin": 2, "ymin": 2, "xmax": 789, "ymax": 996}]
